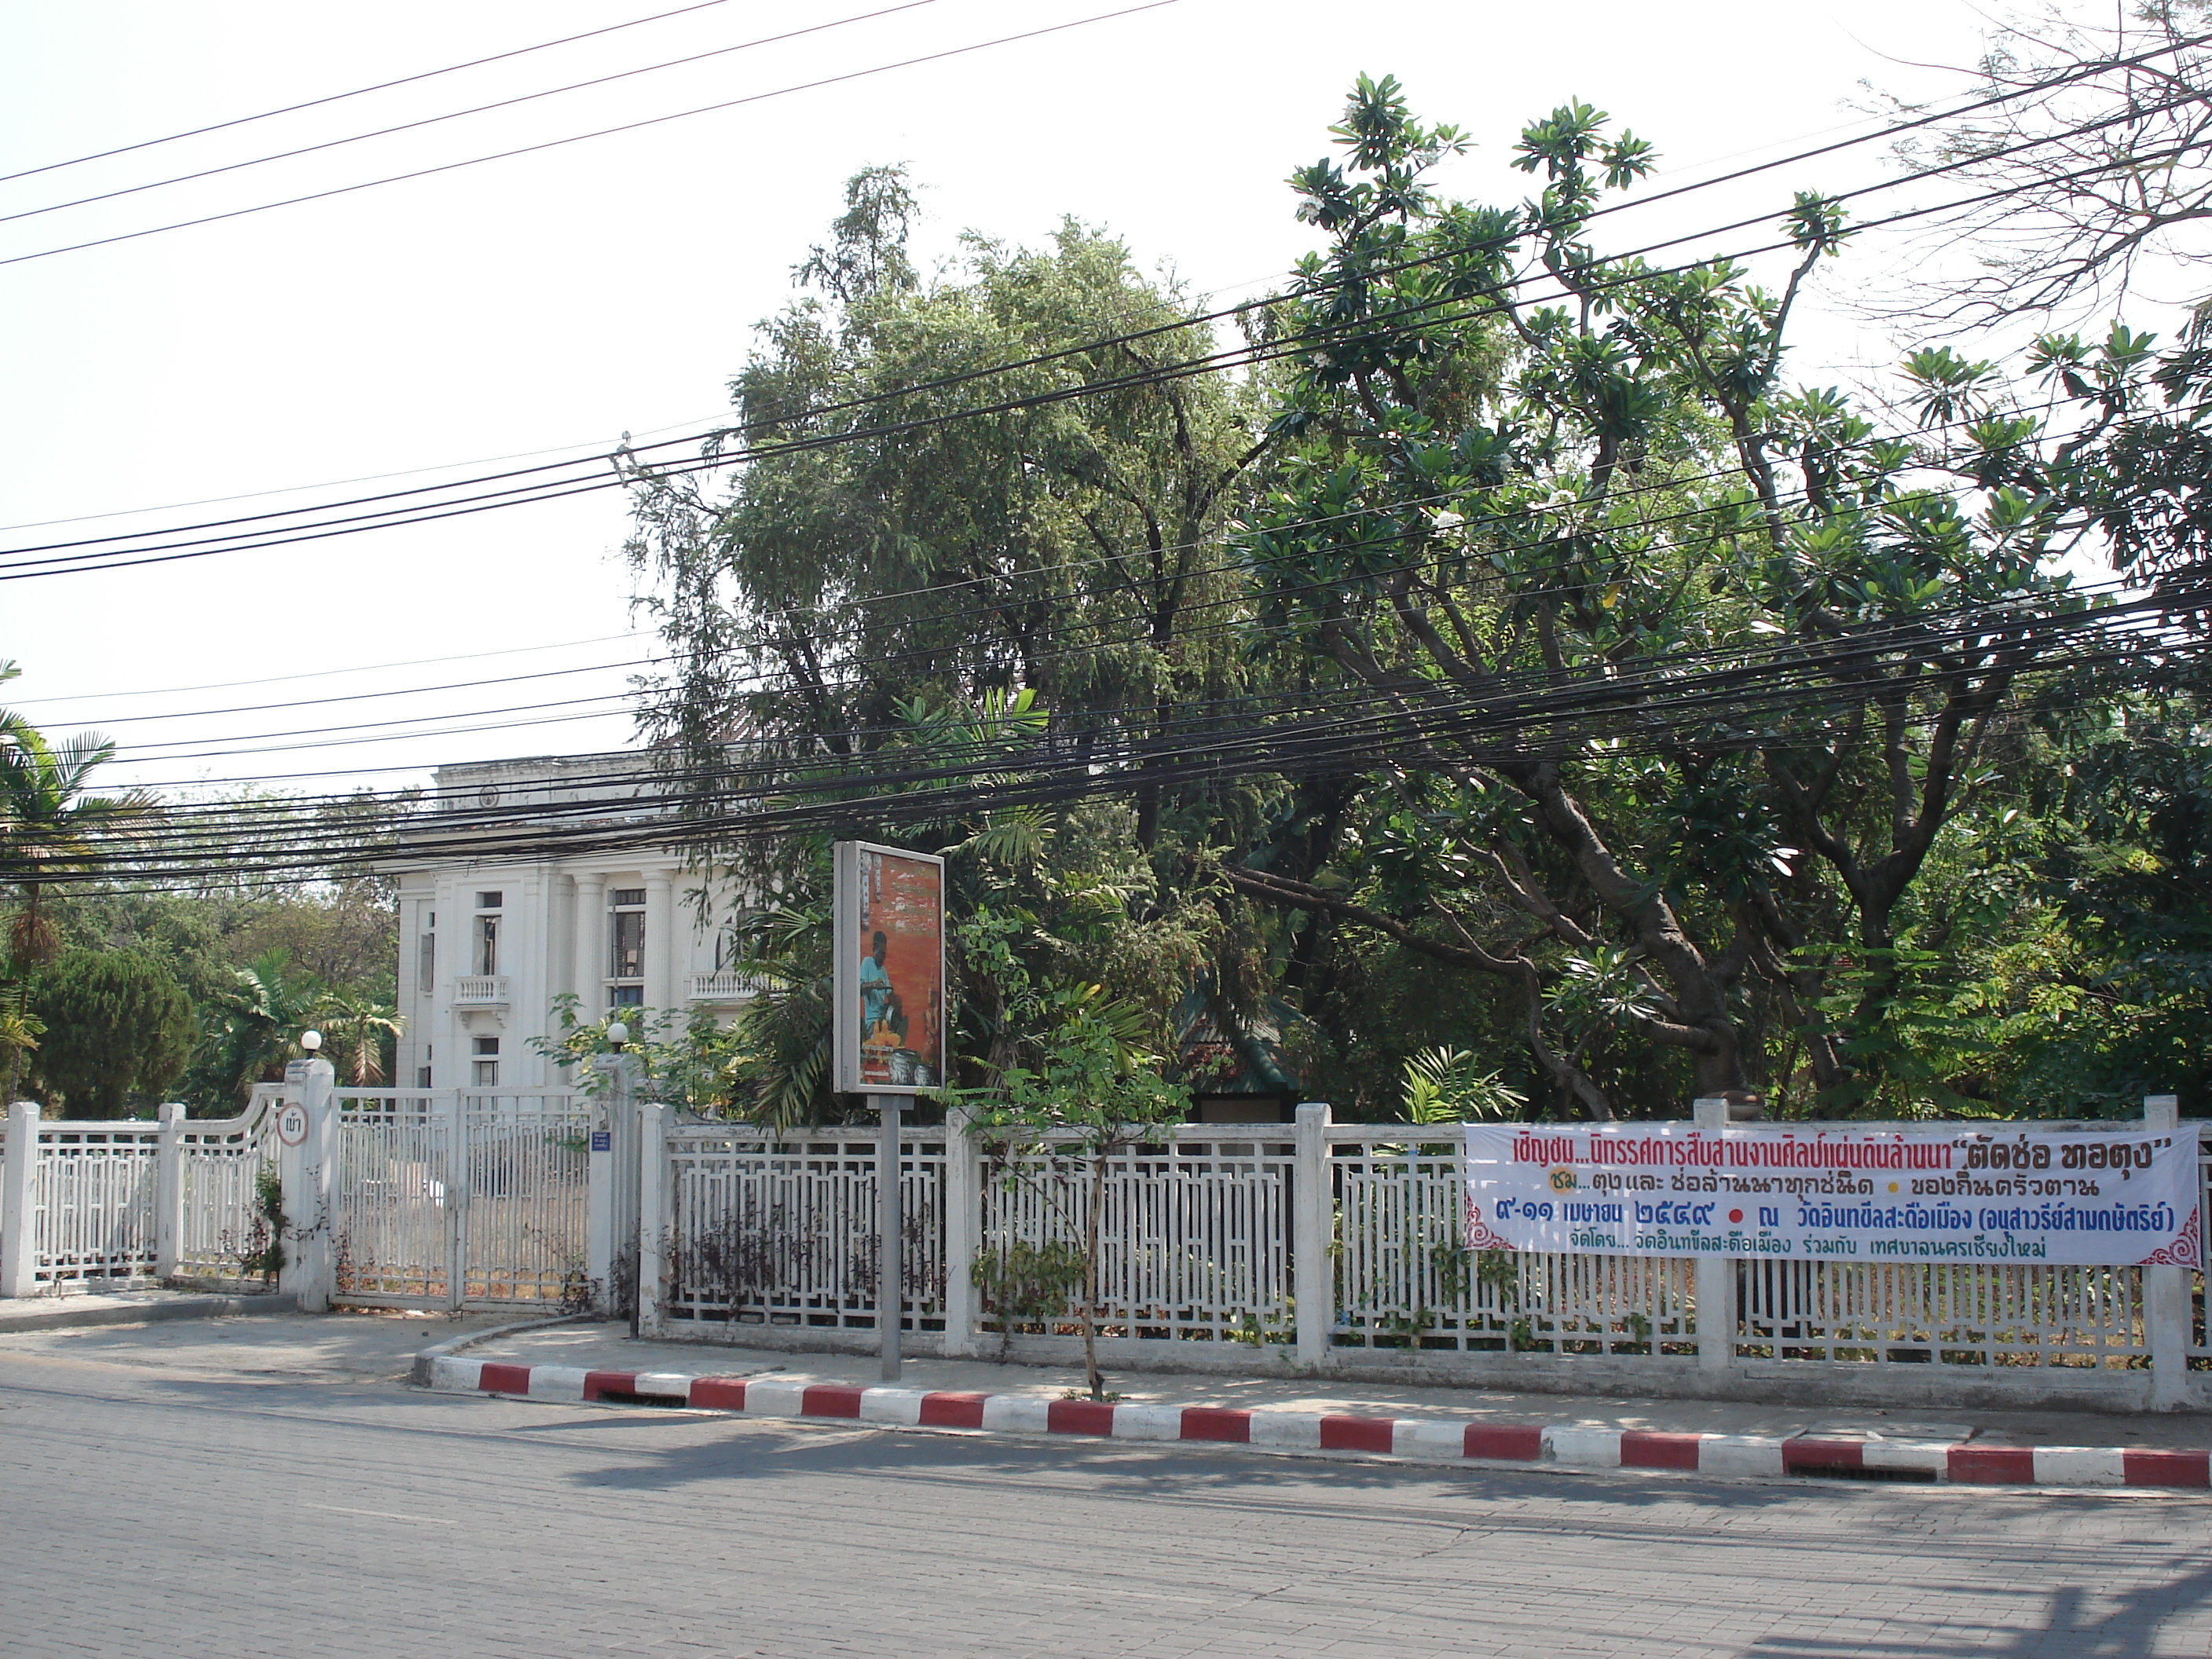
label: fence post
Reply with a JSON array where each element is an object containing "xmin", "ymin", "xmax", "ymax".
[
  {"xmin": 155, "ymin": 1103, "xmax": 184, "ymax": 1280},
  {"xmin": 941, "ymin": 1103, "xmax": 980, "ymax": 1357},
  {"xmin": 1, "ymin": 1102, "xmax": 38, "ymax": 1297},
  {"xmin": 279, "ymin": 1058, "xmax": 336, "ymax": 1312},
  {"xmin": 1693, "ymin": 1097, "xmax": 1734, "ymax": 1381},
  {"xmin": 635, "ymin": 1101, "xmax": 668, "ymax": 1338},
  {"xmin": 587, "ymin": 1055, "xmax": 640, "ymax": 1318},
  {"xmin": 1294, "ymin": 1101, "xmax": 1333, "ymax": 1367},
  {"xmin": 2145, "ymin": 1093, "xmax": 2190, "ymax": 1408}
]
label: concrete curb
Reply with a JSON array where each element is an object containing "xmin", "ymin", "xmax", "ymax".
[
  {"xmin": 419, "ymin": 1357, "xmax": 2212, "ymax": 1492},
  {"xmin": 0, "ymin": 1291, "xmax": 297, "ymax": 1333},
  {"xmin": 406, "ymin": 1313, "xmax": 601, "ymax": 1388}
]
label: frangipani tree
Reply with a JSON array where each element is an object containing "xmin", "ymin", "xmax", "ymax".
[{"xmin": 1230, "ymin": 79, "xmax": 2070, "ymax": 1117}]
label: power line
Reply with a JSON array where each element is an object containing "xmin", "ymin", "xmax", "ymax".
[
  {"xmin": 49, "ymin": 562, "xmax": 2182, "ymax": 834},
  {"xmin": 7, "ymin": 113, "xmax": 2188, "ymax": 588},
  {"xmin": 0, "ymin": 0, "xmax": 743, "ymax": 185},
  {"xmin": 36, "ymin": 379, "xmax": 2183, "ymax": 792},
  {"xmin": 2, "ymin": 629, "xmax": 650, "ymax": 707},
  {"xmin": 0, "ymin": 1, "xmax": 945, "ymax": 229},
  {"xmin": 60, "ymin": 404, "xmax": 2119, "ymax": 762},
  {"xmin": 0, "ymin": 1, "xmax": 1181, "ymax": 270},
  {"xmin": 5, "ymin": 35, "xmax": 2193, "ymax": 577},
  {"xmin": 35, "ymin": 592, "xmax": 2203, "ymax": 888}
]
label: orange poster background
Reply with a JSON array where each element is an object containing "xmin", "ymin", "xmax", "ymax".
[{"xmin": 854, "ymin": 849, "xmax": 944, "ymax": 1087}]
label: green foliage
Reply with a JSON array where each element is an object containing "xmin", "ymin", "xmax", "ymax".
[
  {"xmin": 1235, "ymin": 78, "xmax": 2084, "ymax": 1117},
  {"xmin": 182, "ymin": 950, "xmax": 320, "ymax": 1112},
  {"xmin": 242, "ymin": 1166, "xmax": 285, "ymax": 1283},
  {"xmin": 0, "ymin": 1003, "xmax": 41, "ymax": 1086},
  {"xmin": 1401, "ymin": 1046, "xmax": 1526, "ymax": 1124},
  {"xmin": 629, "ymin": 169, "xmax": 1271, "ymax": 888},
  {"xmin": 970, "ymin": 1237, "xmax": 1088, "ymax": 1329},
  {"xmin": 616, "ymin": 93, "xmax": 2212, "ymax": 1125},
  {"xmin": 28, "ymin": 948, "xmax": 195, "ymax": 1118},
  {"xmin": 308, "ymin": 992, "xmax": 404, "ymax": 1087},
  {"xmin": 954, "ymin": 920, "xmax": 1189, "ymax": 1399},
  {"xmin": 0, "ymin": 679, "xmax": 159, "ymax": 1101}
]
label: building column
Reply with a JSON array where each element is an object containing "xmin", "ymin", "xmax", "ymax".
[
  {"xmin": 571, "ymin": 873, "xmax": 605, "ymax": 1024},
  {"xmin": 644, "ymin": 872, "xmax": 676, "ymax": 1016}
]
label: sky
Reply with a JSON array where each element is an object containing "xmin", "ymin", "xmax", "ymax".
[{"xmin": 0, "ymin": 0, "xmax": 2017, "ymax": 795}]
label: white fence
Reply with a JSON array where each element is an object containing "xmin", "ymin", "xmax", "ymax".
[
  {"xmin": 0, "ymin": 1097, "xmax": 276, "ymax": 1295},
  {"xmin": 0, "ymin": 1079, "xmax": 591, "ymax": 1312},
  {"xmin": 661, "ymin": 1125, "xmax": 947, "ymax": 1335},
  {"xmin": 638, "ymin": 1102, "xmax": 2212, "ymax": 1412},
  {"xmin": 10, "ymin": 1077, "xmax": 2203, "ymax": 1412}
]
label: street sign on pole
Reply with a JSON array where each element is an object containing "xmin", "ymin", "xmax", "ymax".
[
  {"xmin": 833, "ymin": 840, "xmax": 944, "ymax": 1383},
  {"xmin": 833, "ymin": 841, "xmax": 946, "ymax": 1096}
]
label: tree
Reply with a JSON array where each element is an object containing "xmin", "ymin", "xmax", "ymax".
[
  {"xmin": 0, "ymin": 672, "xmax": 158, "ymax": 1101},
  {"xmin": 628, "ymin": 168, "xmax": 1272, "ymax": 858},
  {"xmin": 307, "ymin": 991, "xmax": 404, "ymax": 1087},
  {"xmin": 185, "ymin": 950, "xmax": 320, "ymax": 1111},
  {"xmin": 1230, "ymin": 78, "xmax": 2071, "ymax": 1117},
  {"xmin": 957, "ymin": 910, "xmax": 1188, "ymax": 1401},
  {"xmin": 28, "ymin": 948, "xmax": 194, "ymax": 1118},
  {"xmin": 1877, "ymin": 2, "xmax": 2212, "ymax": 331}
]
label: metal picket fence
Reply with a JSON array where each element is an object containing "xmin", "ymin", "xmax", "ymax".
[
  {"xmin": 661, "ymin": 1124, "xmax": 947, "ymax": 1334},
  {"xmin": 973, "ymin": 1129, "xmax": 1295, "ymax": 1345}
]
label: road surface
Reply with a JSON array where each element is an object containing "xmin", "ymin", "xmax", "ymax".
[{"xmin": 0, "ymin": 1326, "xmax": 2206, "ymax": 1657}]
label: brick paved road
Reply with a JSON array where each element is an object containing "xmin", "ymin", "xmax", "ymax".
[{"xmin": 2, "ymin": 1344, "xmax": 2207, "ymax": 1657}]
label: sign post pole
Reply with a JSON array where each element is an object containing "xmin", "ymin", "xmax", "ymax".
[{"xmin": 877, "ymin": 1093, "xmax": 910, "ymax": 1382}]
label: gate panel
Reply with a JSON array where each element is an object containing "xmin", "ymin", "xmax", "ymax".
[
  {"xmin": 331, "ymin": 1090, "xmax": 588, "ymax": 1310},
  {"xmin": 332, "ymin": 1092, "xmax": 454, "ymax": 1306},
  {"xmin": 460, "ymin": 1093, "xmax": 591, "ymax": 1307}
]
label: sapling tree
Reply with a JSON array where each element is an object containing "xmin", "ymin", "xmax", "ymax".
[{"xmin": 955, "ymin": 910, "xmax": 1188, "ymax": 1401}]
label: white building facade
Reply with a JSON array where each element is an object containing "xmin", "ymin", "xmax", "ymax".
[{"xmin": 385, "ymin": 753, "xmax": 749, "ymax": 1090}]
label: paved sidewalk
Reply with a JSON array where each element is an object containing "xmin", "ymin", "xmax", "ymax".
[
  {"xmin": 427, "ymin": 1321, "xmax": 2212, "ymax": 1492},
  {"xmin": 0, "ymin": 1305, "xmax": 510, "ymax": 1382},
  {"xmin": 0, "ymin": 1286, "xmax": 295, "ymax": 1331}
]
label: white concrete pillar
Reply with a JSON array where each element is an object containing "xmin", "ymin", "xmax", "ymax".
[
  {"xmin": 553, "ymin": 872, "xmax": 577, "ymax": 1005},
  {"xmin": 585, "ymin": 1053, "xmax": 639, "ymax": 1317},
  {"xmin": 1294, "ymin": 1101, "xmax": 1334, "ymax": 1365},
  {"xmin": 570, "ymin": 873, "xmax": 605, "ymax": 1024},
  {"xmin": 644, "ymin": 872, "xmax": 676, "ymax": 1018},
  {"xmin": 1693, "ymin": 1097, "xmax": 1734, "ymax": 1379},
  {"xmin": 1, "ymin": 1102, "xmax": 40, "ymax": 1298},
  {"xmin": 155, "ymin": 1101, "xmax": 185, "ymax": 1280},
  {"xmin": 277, "ymin": 1058, "xmax": 336, "ymax": 1313},
  {"xmin": 941, "ymin": 1103, "xmax": 981, "ymax": 1357},
  {"xmin": 2145, "ymin": 1093, "xmax": 2192, "ymax": 1408}
]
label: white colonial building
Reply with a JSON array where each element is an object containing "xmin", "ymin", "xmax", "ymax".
[{"xmin": 384, "ymin": 753, "xmax": 749, "ymax": 1090}]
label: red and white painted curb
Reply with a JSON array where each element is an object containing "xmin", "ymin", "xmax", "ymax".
[{"xmin": 422, "ymin": 1356, "xmax": 2210, "ymax": 1491}]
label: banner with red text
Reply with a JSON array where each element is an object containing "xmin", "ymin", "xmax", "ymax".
[{"xmin": 1463, "ymin": 1123, "xmax": 2203, "ymax": 1267}]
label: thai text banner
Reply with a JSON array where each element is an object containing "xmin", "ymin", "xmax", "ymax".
[{"xmin": 1462, "ymin": 1124, "xmax": 2203, "ymax": 1268}]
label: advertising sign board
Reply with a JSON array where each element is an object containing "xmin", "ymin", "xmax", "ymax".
[
  {"xmin": 833, "ymin": 841, "xmax": 947, "ymax": 1095},
  {"xmin": 1463, "ymin": 1123, "xmax": 2203, "ymax": 1268}
]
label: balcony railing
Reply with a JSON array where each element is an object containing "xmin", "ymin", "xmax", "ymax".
[
  {"xmin": 688, "ymin": 971, "xmax": 758, "ymax": 1004},
  {"xmin": 453, "ymin": 975, "xmax": 510, "ymax": 1006}
]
